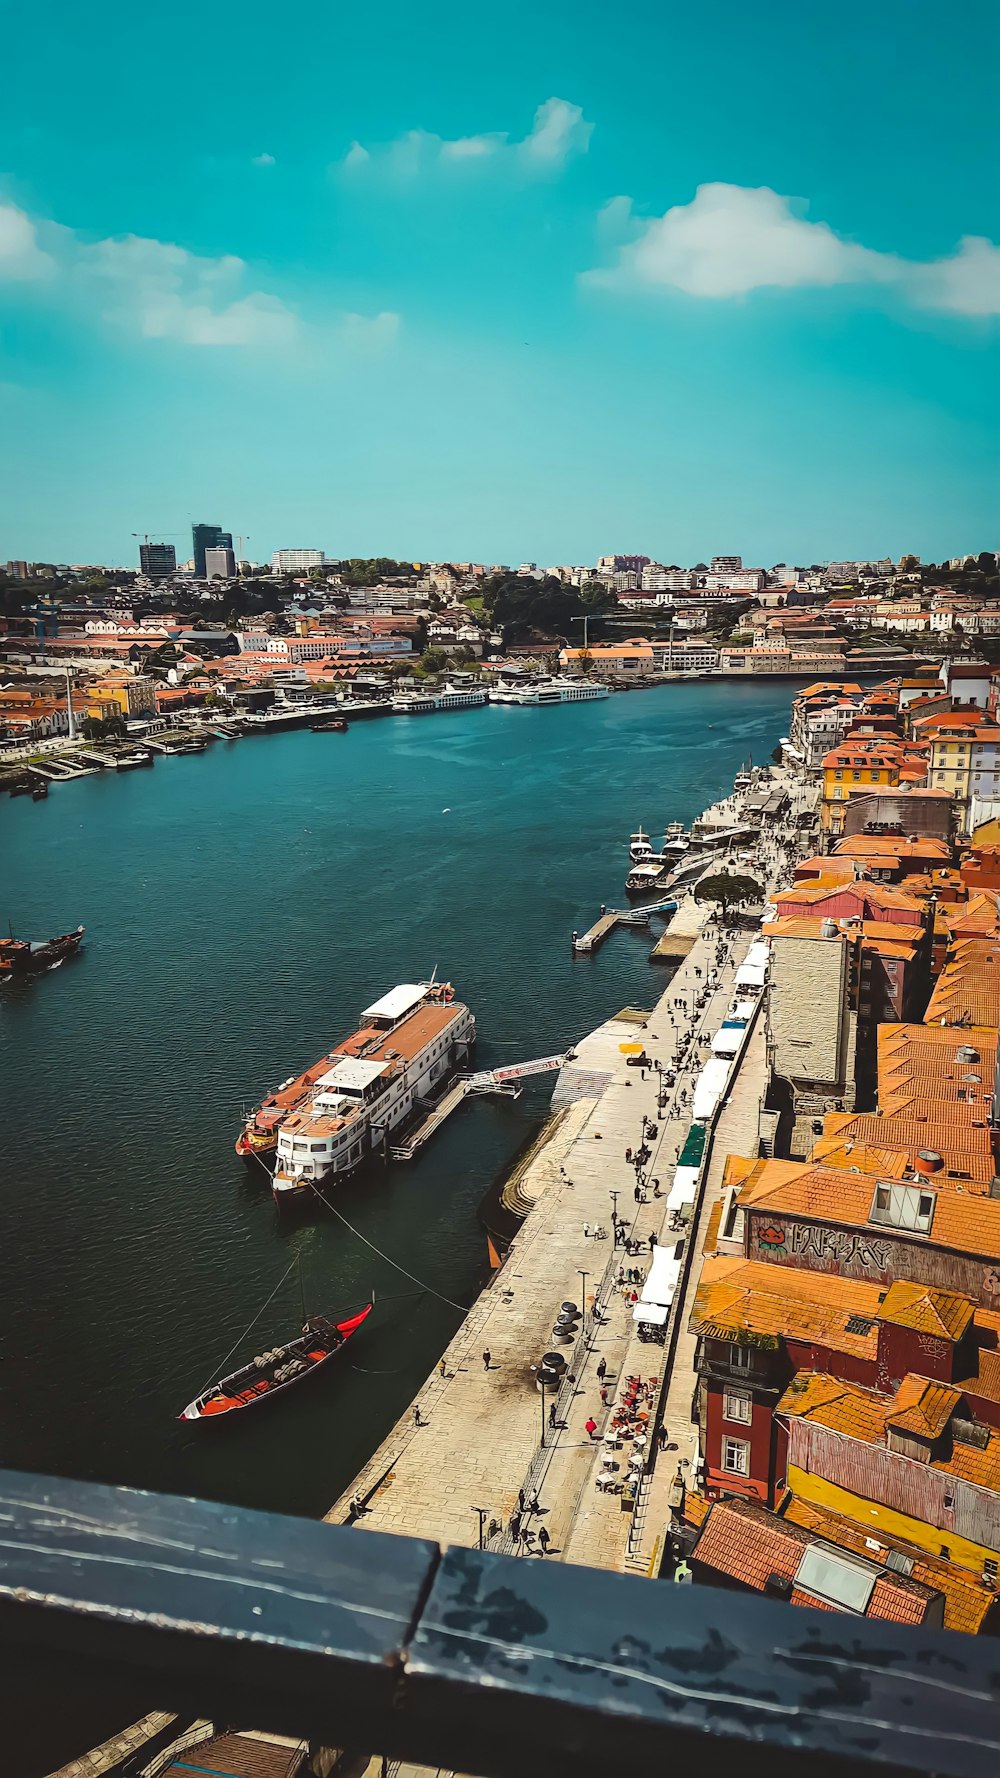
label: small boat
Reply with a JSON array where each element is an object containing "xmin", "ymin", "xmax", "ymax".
[
  {"xmin": 31, "ymin": 783, "xmax": 49, "ymax": 801},
  {"xmin": 0, "ymin": 924, "xmax": 84, "ymax": 979},
  {"xmin": 311, "ymin": 716, "xmax": 348, "ymax": 732},
  {"xmin": 179, "ymin": 1301, "xmax": 373, "ymax": 1421}
]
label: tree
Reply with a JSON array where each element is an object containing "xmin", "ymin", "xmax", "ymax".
[{"xmin": 693, "ymin": 872, "xmax": 763, "ymax": 922}]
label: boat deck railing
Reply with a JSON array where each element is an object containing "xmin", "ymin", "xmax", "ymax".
[{"xmin": 0, "ymin": 1467, "xmax": 996, "ymax": 1778}]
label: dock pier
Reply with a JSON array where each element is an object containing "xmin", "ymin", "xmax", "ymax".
[
  {"xmin": 389, "ymin": 1078, "xmax": 474, "ymax": 1160},
  {"xmin": 572, "ymin": 906, "xmax": 667, "ymax": 955}
]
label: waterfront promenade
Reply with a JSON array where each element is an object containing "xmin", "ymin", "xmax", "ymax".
[{"xmin": 328, "ymin": 770, "xmax": 817, "ymax": 1571}]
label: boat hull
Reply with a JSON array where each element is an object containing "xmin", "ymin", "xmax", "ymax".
[{"xmin": 179, "ymin": 1304, "xmax": 373, "ymax": 1422}]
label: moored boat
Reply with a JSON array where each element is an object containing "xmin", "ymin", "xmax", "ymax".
[
  {"xmin": 179, "ymin": 1302, "xmax": 373, "ymax": 1421},
  {"xmin": 253, "ymin": 980, "xmax": 476, "ymax": 1208},
  {"xmin": 311, "ymin": 716, "xmax": 348, "ymax": 732}
]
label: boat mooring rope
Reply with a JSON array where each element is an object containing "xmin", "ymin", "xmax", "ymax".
[
  {"xmin": 193, "ymin": 1255, "xmax": 300, "ymax": 1398},
  {"xmin": 309, "ymin": 1180, "xmax": 472, "ymax": 1315},
  {"xmin": 247, "ymin": 1146, "xmax": 471, "ymax": 1316}
]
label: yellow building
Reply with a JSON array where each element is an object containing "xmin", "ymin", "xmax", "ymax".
[
  {"xmin": 85, "ymin": 674, "xmax": 157, "ymax": 721},
  {"xmin": 820, "ymin": 742, "xmax": 901, "ymax": 835}
]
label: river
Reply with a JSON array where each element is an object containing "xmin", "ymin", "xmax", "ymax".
[{"xmin": 0, "ymin": 681, "xmax": 792, "ymax": 1519}]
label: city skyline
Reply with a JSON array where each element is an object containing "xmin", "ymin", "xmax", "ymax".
[{"xmin": 1, "ymin": 0, "xmax": 998, "ymax": 565}]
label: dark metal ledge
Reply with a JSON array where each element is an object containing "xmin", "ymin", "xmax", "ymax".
[{"xmin": 1, "ymin": 1469, "xmax": 999, "ymax": 1778}]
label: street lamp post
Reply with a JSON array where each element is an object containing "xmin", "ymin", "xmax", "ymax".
[
  {"xmin": 540, "ymin": 1376, "xmax": 549, "ymax": 1449},
  {"xmin": 471, "ymin": 1506, "xmax": 489, "ymax": 1550},
  {"xmin": 578, "ymin": 1269, "xmax": 589, "ymax": 1331},
  {"xmin": 609, "ymin": 1188, "xmax": 619, "ymax": 1223}
]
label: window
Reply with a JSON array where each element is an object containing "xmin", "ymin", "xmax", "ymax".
[
  {"xmin": 723, "ymin": 1390, "xmax": 752, "ymax": 1424},
  {"xmin": 723, "ymin": 1438, "xmax": 750, "ymax": 1476},
  {"xmin": 726, "ymin": 1342, "xmax": 756, "ymax": 1370}
]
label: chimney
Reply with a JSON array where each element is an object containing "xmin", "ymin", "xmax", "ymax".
[{"xmin": 914, "ymin": 1151, "xmax": 943, "ymax": 1176}]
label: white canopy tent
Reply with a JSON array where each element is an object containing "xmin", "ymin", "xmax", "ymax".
[
  {"xmin": 692, "ymin": 1055, "xmax": 732, "ymax": 1121},
  {"xmin": 711, "ymin": 1026, "xmax": 743, "ymax": 1058},
  {"xmin": 666, "ymin": 1165, "xmax": 699, "ymax": 1212},
  {"xmin": 633, "ymin": 1301, "xmax": 669, "ymax": 1325},
  {"xmin": 641, "ymin": 1246, "xmax": 682, "ymax": 1306}
]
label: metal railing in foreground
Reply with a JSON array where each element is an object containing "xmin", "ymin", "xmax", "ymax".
[{"xmin": 1, "ymin": 1468, "xmax": 999, "ymax": 1778}]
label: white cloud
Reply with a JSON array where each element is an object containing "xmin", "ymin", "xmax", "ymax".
[
  {"xmin": 337, "ymin": 309, "xmax": 401, "ymax": 350},
  {"xmin": 0, "ymin": 198, "xmax": 402, "ymax": 354},
  {"xmin": 343, "ymin": 96, "xmax": 592, "ymax": 177},
  {"xmin": 80, "ymin": 234, "xmax": 299, "ymax": 347},
  {"xmin": 586, "ymin": 182, "xmax": 1000, "ymax": 317},
  {"xmin": 440, "ymin": 133, "xmax": 506, "ymax": 162},
  {"xmin": 0, "ymin": 201, "xmax": 55, "ymax": 280},
  {"xmin": 252, "ymin": 152, "xmax": 275, "ymax": 168},
  {"xmin": 518, "ymin": 97, "xmax": 593, "ymax": 168},
  {"xmin": 916, "ymin": 236, "xmax": 1000, "ymax": 316}
]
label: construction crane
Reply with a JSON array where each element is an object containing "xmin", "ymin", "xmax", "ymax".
[{"xmin": 131, "ymin": 531, "xmax": 183, "ymax": 546}]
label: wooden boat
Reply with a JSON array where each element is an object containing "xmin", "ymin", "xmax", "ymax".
[
  {"xmin": 179, "ymin": 1302, "xmax": 373, "ymax": 1421},
  {"xmin": 0, "ymin": 924, "xmax": 84, "ymax": 978}
]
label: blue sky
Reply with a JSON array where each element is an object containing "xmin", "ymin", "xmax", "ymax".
[{"xmin": 1, "ymin": 0, "xmax": 998, "ymax": 567}]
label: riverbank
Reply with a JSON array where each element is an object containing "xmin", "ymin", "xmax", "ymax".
[{"xmin": 327, "ymin": 764, "xmax": 819, "ymax": 1569}]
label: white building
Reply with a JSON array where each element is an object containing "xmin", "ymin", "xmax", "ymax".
[
  {"xmin": 710, "ymin": 555, "xmax": 742, "ymax": 574},
  {"xmin": 272, "ymin": 549, "xmax": 327, "ymax": 572}
]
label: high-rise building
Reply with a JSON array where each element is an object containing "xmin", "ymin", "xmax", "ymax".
[
  {"xmin": 192, "ymin": 524, "xmax": 233, "ymax": 577},
  {"xmin": 204, "ymin": 545, "xmax": 237, "ymax": 580},
  {"xmin": 139, "ymin": 542, "xmax": 177, "ymax": 579},
  {"xmin": 272, "ymin": 548, "xmax": 327, "ymax": 573},
  {"xmin": 711, "ymin": 555, "xmax": 743, "ymax": 574}
]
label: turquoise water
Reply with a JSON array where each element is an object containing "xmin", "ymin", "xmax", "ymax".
[{"xmin": 0, "ymin": 682, "xmax": 791, "ymax": 1518}]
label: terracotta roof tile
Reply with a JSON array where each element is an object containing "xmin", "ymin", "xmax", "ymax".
[
  {"xmin": 780, "ymin": 1370, "xmax": 1000, "ymax": 1491},
  {"xmin": 783, "ymin": 1496, "xmax": 997, "ymax": 1634},
  {"xmin": 693, "ymin": 1497, "xmax": 934, "ymax": 1622},
  {"xmin": 689, "ymin": 1256, "xmax": 885, "ymax": 1358},
  {"xmin": 877, "ymin": 1281, "xmax": 974, "ymax": 1341},
  {"xmin": 886, "ymin": 1375, "xmax": 962, "ymax": 1439}
]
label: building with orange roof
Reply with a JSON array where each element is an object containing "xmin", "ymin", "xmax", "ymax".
[
  {"xmin": 925, "ymin": 935, "xmax": 1000, "ymax": 1027},
  {"xmin": 688, "ymin": 1241, "xmax": 1000, "ymax": 1500},
  {"xmin": 831, "ymin": 832, "xmax": 953, "ymax": 882},
  {"xmin": 689, "ymin": 1495, "xmax": 946, "ymax": 1624},
  {"xmin": 779, "ymin": 1495, "xmax": 1000, "ymax": 1633},
  {"xmin": 959, "ymin": 845, "xmax": 1000, "ymax": 894},
  {"xmin": 734, "ymin": 1152, "xmax": 1000, "ymax": 1304},
  {"xmin": 778, "ymin": 1369, "xmax": 1000, "ymax": 1572}
]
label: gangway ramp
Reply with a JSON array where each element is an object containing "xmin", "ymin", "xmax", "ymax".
[{"xmin": 389, "ymin": 1053, "xmax": 572, "ymax": 1161}]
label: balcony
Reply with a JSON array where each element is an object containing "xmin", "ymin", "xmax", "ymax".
[{"xmin": 3, "ymin": 1468, "xmax": 998, "ymax": 1778}]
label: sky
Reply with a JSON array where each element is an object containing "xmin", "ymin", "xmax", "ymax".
[{"xmin": 1, "ymin": 0, "xmax": 998, "ymax": 569}]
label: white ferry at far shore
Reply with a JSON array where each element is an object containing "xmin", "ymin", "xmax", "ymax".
[
  {"xmin": 267, "ymin": 983, "xmax": 476, "ymax": 1208},
  {"xmin": 488, "ymin": 676, "xmax": 610, "ymax": 706},
  {"xmin": 392, "ymin": 684, "xmax": 488, "ymax": 714}
]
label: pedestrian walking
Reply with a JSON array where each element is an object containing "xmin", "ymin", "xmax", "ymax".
[
  {"xmin": 538, "ymin": 1526, "xmax": 551, "ymax": 1555},
  {"xmin": 527, "ymin": 1488, "xmax": 540, "ymax": 1515},
  {"xmin": 438, "ymin": 1359, "xmax": 446, "ymax": 1378},
  {"xmin": 625, "ymin": 1146, "xmax": 633, "ymax": 1163},
  {"xmin": 482, "ymin": 1349, "xmax": 491, "ymax": 1370},
  {"xmin": 413, "ymin": 1405, "xmax": 424, "ymax": 1427},
  {"xmin": 510, "ymin": 1509, "xmax": 522, "ymax": 1543},
  {"xmin": 634, "ymin": 1183, "xmax": 642, "ymax": 1203},
  {"xmin": 548, "ymin": 1401, "xmax": 557, "ymax": 1428},
  {"xmin": 600, "ymin": 1385, "xmax": 610, "ymax": 1408},
  {"xmin": 585, "ymin": 1416, "xmax": 598, "ymax": 1439},
  {"xmin": 518, "ymin": 1488, "xmax": 526, "ymax": 1513},
  {"xmin": 596, "ymin": 1356, "xmax": 607, "ymax": 1382}
]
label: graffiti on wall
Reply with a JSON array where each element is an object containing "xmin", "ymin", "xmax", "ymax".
[{"xmin": 752, "ymin": 1218, "xmax": 892, "ymax": 1274}]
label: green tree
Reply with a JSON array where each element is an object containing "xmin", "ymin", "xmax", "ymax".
[{"xmin": 693, "ymin": 872, "xmax": 763, "ymax": 922}]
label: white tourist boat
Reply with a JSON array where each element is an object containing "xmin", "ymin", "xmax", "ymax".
[
  {"xmin": 392, "ymin": 684, "xmax": 487, "ymax": 714},
  {"xmin": 268, "ymin": 982, "xmax": 476, "ymax": 1208},
  {"xmin": 491, "ymin": 676, "xmax": 610, "ymax": 706}
]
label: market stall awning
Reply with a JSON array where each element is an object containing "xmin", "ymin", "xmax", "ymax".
[
  {"xmin": 693, "ymin": 1055, "xmax": 732, "ymax": 1121},
  {"xmin": 711, "ymin": 1027, "xmax": 743, "ymax": 1058},
  {"xmin": 641, "ymin": 1246, "xmax": 682, "ymax": 1306},
  {"xmin": 633, "ymin": 1301, "xmax": 669, "ymax": 1325},
  {"xmin": 666, "ymin": 1166, "xmax": 698, "ymax": 1212}
]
